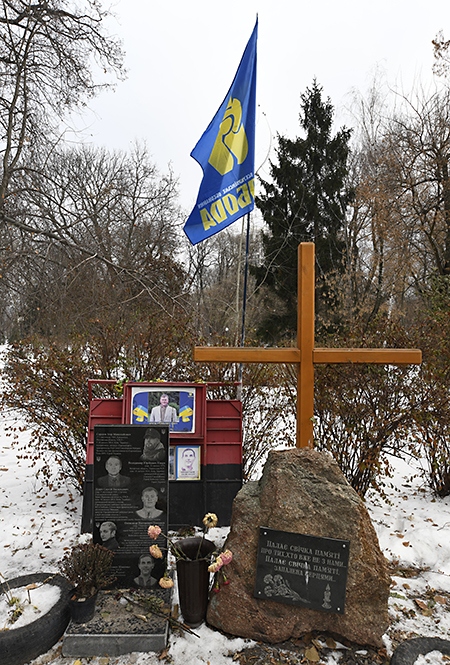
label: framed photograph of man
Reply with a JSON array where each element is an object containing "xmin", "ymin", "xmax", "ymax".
[
  {"xmin": 131, "ymin": 386, "xmax": 196, "ymax": 434},
  {"xmin": 175, "ymin": 445, "xmax": 201, "ymax": 480}
]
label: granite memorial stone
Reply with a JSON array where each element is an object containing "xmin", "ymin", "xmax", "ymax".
[{"xmin": 207, "ymin": 448, "xmax": 390, "ymax": 647}]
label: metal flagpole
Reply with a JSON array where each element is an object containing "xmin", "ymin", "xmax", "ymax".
[
  {"xmin": 235, "ymin": 216, "xmax": 246, "ymax": 345},
  {"xmin": 240, "ymin": 212, "xmax": 251, "ymax": 347},
  {"xmin": 237, "ymin": 212, "xmax": 251, "ymax": 400}
]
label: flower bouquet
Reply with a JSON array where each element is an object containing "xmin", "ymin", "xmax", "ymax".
[{"xmin": 147, "ymin": 513, "xmax": 232, "ymax": 627}]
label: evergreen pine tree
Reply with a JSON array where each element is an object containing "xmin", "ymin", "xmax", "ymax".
[{"xmin": 253, "ymin": 80, "xmax": 353, "ymax": 340}]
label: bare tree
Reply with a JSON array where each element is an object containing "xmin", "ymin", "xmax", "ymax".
[
  {"xmin": 343, "ymin": 82, "xmax": 450, "ymax": 327},
  {"xmin": 0, "ymin": 0, "xmax": 124, "ymax": 202},
  {"xmin": 0, "ymin": 1, "xmax": 133, "ymax": 335},
  {"xmin": 186, "ymin": 226, "xmax": 270, "ymax": 344},
  {"xmin": 2, "ymin": 143, "xmax": 186, "ymax": 339},
  {"xmin": 343, "ymin": 81, "xmax": 413, "ymax": 323},
  {"xmin": 384, "ymin": 89, "xmax": 450, "ymax": 281},
  {"xmin": 432, "ymin": 30, "xmax": 450, "ymax": 78}
]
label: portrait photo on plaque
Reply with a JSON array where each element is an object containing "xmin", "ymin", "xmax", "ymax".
[
  {"xmin": 134, "ymin": 484, "xmax": 167, "ymax": 520},
  {"xmin": 97, "ymin": 520, "xmax": 120, "ymax": 550},
  {"xmin": 131, "ymin": 551, "xmax": 160, "ymax": 589},
  {"xmin": 96, "ymin": 454, "xmax": 131, "ymax": 488},
  {"xmin": 175, "ymin": 445, "xmax": 201, "ymax": 480},
  {"xmin": 131, "ymin": 386, "xmax": 196, "ymax": 433},
  {"xmin": 140, "ymin": 426, "xmax": 166, "ymax": 462}
]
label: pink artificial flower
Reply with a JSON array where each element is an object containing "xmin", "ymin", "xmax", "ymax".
[
  {"xmin": 147, "ymin": 525, "xmax": 161, "ymax": 539},
  {"xmin": 149, "ymin": 544, "xmax": 163, "ymax": 559},
  {"xmin": 219, "ymin": 549, "xmax": 233, "ymax": 566}
]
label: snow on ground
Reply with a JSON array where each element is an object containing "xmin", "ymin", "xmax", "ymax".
[
  {"xmin": 367, "ymin": 456, "xmax": 450, "ymax": 652},
  {"xmin": 0, "ymin": 582, "xmax": 61, "ymax": 630},
  {"xmin": 1, "ymin": 406, "xmax": 450, "ymax": 664},
  {"xmin": 0, "ymin": 415, "xmax": 81, "ymax": 581}
]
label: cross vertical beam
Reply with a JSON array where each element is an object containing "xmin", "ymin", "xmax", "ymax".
[{"xmin": 298, "ymin": 243, "xmax": 315, "ymax": 448}]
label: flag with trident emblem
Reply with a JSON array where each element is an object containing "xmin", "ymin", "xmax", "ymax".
[{"xmin": 183, "ymin": 19, "xmax": 258, "ymax": 245}]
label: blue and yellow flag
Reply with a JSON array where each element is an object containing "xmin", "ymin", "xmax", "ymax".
[{"xmin": 183, "ymin": 20, "xmax": 258, "ymax": 245}]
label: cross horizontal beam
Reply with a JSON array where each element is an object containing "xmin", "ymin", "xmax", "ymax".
[
  {"xmin": 194, "ymin": 347, "xmax": 422, "ymax": 365},
  {"xmin": 193, "ymin": 347, "xmax": 300, "ymax": 363},
  {"xmin": 313, "ymin": 348, "xmax": 422, "ymax": 364}
]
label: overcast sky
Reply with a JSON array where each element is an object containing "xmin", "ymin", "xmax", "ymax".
[{"xmin": 71, "ymin": 0, "xmax": 448, "ymax": 213}]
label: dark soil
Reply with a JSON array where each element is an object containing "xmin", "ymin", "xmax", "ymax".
[{"xmin": 66, "ymin": 588, "xmax": 172, "ymax": 637}]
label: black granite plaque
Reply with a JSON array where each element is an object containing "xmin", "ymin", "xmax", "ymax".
[
  {"xmin": 254, "ymin": 527, "xmax": 350, "ymax": 614},
  {"xmin": 93, "ymin": 425, "xmax": 169, "ymax": 588}
]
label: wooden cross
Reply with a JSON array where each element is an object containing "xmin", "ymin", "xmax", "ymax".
[{"xmin": 194, "ymin": 243, "xmax": 422, "ymax": 448}]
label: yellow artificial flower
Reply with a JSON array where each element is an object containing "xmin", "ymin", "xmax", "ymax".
[
  {"xmin": 159, "ymin": 575, "xmax": 174, "ymax": 589},
  {"xmin": 202, "ymin": 513, "xmax": 218, "ymax": 529}
]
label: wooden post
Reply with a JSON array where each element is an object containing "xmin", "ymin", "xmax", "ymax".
[{"xmin": 298, "ymin": 243, "xmax": 315, "ymax": 447}]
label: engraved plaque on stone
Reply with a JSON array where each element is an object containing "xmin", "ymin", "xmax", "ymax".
[
  {"xmin": 254, "ymin": 527, "xmax": 350, "ymax": 614},
  {"xmin": 93, "ymin": 425, "xmax": 169, "ymax": 588}
]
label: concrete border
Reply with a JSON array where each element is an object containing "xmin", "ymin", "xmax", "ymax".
[
  {"xmin": 62, "ymin": 628, "xmax": 168, "ymax": 656},
  {"xmin": 62, "ymin": 588, "xmax": 171, "ymax": 657}
]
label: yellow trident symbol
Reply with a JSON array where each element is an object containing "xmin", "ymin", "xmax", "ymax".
[{"xmin": 208, "ymin": 97, "xmax": 248, "ymax": 175}]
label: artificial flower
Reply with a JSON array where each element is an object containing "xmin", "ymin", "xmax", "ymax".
[
  {"xmin": 159, "ymin": 574, "xmax": 174, "ymax": 589},
  {"xmin": 219, "ymin": 549, "xmax": 233, "ymax": 565},
  {"xmin": 208, "ymin": 560, "xmax": 223, "ymax": 573},
  {"xmin": 202, "ymin": 513, "xmax": 218, "ymax": 529},
  {"xmin": 147, "ymin": 525, "xmax": 161, "ymax": 539},
  {"xmin": 149, "ymin": 544, "xmax": 163, "ymax": 559}
]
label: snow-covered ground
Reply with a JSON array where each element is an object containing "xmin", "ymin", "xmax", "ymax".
[
  {"xmin": 368, "ymin": 457, "xmax": 450, "ymax": 657},
  {"xmin": 1, "ymin": 406, "xmax": 450, "ymax": 664}
]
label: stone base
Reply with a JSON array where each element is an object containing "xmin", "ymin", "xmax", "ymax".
[{"xmin": 62, "ymin": 588, "xmax": 170, "ymax": 657}]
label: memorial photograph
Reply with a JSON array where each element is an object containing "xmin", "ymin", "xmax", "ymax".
[
  {"xmin": 175, "ymin": 445, "xmax": 201, "ymax": 480},
  {"xmin": 131, "ymin": 386, "xmax": 196, "ymax": 433}
]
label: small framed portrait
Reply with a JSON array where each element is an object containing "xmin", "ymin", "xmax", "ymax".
[{"xmin": 175, "ymin": 445, "xmax": 201, "ymax": 481}]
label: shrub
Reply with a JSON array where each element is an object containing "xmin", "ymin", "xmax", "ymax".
[
  {"xmin": 313, "ymin": 316, "xmax": 420, "ymax": 497},
  {"xmin": 241, "ymin": 368, "xmax": 295, "ymax": 480},
  {"xmin": 409, "ymin": 285, "xmax": 450, "ymax": 497},
  {"xmin": 58, "ymin": 542, "xmax": 115, "ymax": 598},
  {"xmin": 314, "ymin": 362, "xmax": 416, "ymax": 497},
  {"xmin": 0, "ymin": 338, "xmax": 95, "ymax": 493}
]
